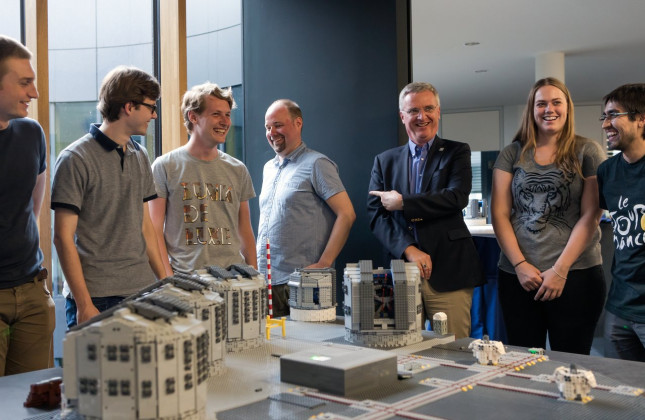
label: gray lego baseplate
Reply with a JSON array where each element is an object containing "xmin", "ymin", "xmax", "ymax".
[{"xmin": 215, "ymin": 323, "xmax": 645, "ymax": 420}]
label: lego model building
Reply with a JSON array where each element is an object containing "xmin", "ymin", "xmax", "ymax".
[
  {"xmin": 138, "ymin": 274, "xmax": 227, "ymax": 375},
  {"xmin": 432, "ymin": 312, "xmax": 448, "ymax": 335},
  {"xmin": 554, "ymin": 364, "xmax": 597, "ymax": 403},
  {"xmin": 288, "ymin": 267, "xmax": 337, "ymax": 322},
  {"xmin": 468, "ymin": 335, "xmax": 506, "ymax": 365},
  {"xmin": 63, "ymin": 299, "xmax": 210, "ymax": 419},
  {"xmin": 343, "ymin": 260, "xmax": 423, "ymax": 348},
  {"xmin": 197, "ymin": 264, "xmax": 267, "ymax": 352}
]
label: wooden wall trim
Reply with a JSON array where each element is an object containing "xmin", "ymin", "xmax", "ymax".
[
  {"xmin": 160, "ymin": 0, "xmax": 188, "ymax": 154},
  {"xmin": 24, "ymin": 0, "xmax": 51, "ymax": 288},
  {"xmin": 24, "ymin": 0, "xmax": 53, "ymax": 367}
]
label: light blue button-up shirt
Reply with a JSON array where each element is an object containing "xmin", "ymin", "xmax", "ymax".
[
  {"xmin": 257, "ymin": 143, "xmax": 346, "ymax": 285},
  {"xmin": 408, "ymin": 138, "xmax": 433, "ymax": 194}
]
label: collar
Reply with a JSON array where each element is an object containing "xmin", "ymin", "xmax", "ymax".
[
  {"xmin": 90, "ymin": 123, "xmax": 140, "ymax": 152},
  {"xmin": 408, "ymin": 138, "xmax": 433, "ymax": 156},
  {"xmin": 272, "ymin": 141, "xmax": 306, "ymax": 167}
]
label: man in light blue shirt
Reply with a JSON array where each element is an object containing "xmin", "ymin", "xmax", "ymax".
[{"xmin": 257, "ymin": 99, "xmax": 355, "ymax": 317}]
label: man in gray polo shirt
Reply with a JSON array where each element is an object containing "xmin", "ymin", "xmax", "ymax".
[{"xmin": 52, "ymin": 66, "xmax": 166, "ymax": 327}]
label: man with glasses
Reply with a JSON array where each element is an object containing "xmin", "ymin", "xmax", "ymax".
[
  {"xmin": 597, "ymin": 83, "xmax": 645, "ymax": 361},
  {"xmin": 52, "ymin": 66, "xmax": 166, "ymax": 327},
  {"xmin": 368, "ymin": 82, "xmax": 484, "ymax": 339},
  {"xmin": 0, "ymin": 35, "xmax": 54, "ymax": 375},
  {"xmin": 149, "ymin": 83, "xmax": 257, "ymax": 275}
]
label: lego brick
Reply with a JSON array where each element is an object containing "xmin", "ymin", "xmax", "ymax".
[{"xmin": 280, "ymin": 346, "xmax": 397, "ymax": 398}]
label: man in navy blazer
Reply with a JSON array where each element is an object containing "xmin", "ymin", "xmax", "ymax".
[{"xmin": 368, "ymin": 82, "xmax": 484, "ymax": 338}]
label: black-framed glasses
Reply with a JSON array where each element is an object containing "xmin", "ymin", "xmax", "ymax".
[
  {"xmin": 403, "ymin": 105, "xmax": 437, "ymax": 117},
  {"xmin": 133, "ymin": 101, "xmax": 158, "ymax": 114},
  {"xmin": 599, "ymin": 111, "xmax": 634, "ymax": 121}
]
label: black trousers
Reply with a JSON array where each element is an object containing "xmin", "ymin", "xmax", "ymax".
[{"xmin": 497, "ymin": 265, "xmax": 606, "ymax": 355}]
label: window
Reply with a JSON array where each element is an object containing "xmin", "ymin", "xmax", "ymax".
[
  {"xmin": 0, "ymin": 1, "xmax": 21, "ymax": 41},
  {"xmin": 186, "ymin": 0, "xmax": 243, "ymax": 158}
]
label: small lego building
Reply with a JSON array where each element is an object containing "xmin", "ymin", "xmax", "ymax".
[
  {"xmin": 24, "ymin": 377, "xmax": 62, "ymax": 408},
  {"xmin": 343, "ymin": 260, "xmax": 423, "ymax": 348},
  {"xmin": 468, "ymin": 335, "xmax": 506, "ymax": 365},
  {"xmin": 554, "ymin": 364, "xmax": 597, "ymax": 403},
  {"xmin": 63, "ymin": 301, "xmax": 209, "ymax": 419},
  {"xmin": 138, "ymin": 275, "xmax": 227, "ymax": 375},
  {"xmin": 288, "ymin": 267, "xmax": 337, "ymax": 322},
  {"xmin": 432, "ymin": 312, "xmax": 448, "ymax": 335},
  {"xmin": 197, "ymin": 264, "xmax": 268, "ymax": 352}
]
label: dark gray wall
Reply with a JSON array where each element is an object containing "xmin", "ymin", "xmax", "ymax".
[{"xmin": 242, "ymin": 0, "xmax": 406, "ymax": 272}]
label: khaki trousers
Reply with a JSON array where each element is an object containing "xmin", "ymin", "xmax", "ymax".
[
  {"xmin": 0, "ymin": 273, "xmax": 55, "ymax": 376},
  {"xmin": 420, "ymin": 280, "xmax": 473, "ymax": 339}
]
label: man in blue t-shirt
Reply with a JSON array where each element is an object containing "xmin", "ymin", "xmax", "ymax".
[
  {"xmin": 597, "ymin": 83, "xmax": 645, "ymax": 361},
  {"xmin": 0, "ymin": 35, "xmax": 54, "ymax": 376}
]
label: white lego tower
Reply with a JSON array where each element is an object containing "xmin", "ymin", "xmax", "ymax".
[{"xmin": 432, "ymin": 312, "xmax": 448, "ymax": 335}]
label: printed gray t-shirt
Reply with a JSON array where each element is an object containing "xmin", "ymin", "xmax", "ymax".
[
  {"xmin": 152, "ymin": 147, "xmax": 255, "ymax": 273},
  {"xmin": 494, "ymin": 137, "xmax": 605, "ymax": 273}
]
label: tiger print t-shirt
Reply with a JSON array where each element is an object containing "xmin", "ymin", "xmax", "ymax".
[{"xmin": 494, "ymin": 136, "xmax": 605, "ymax": 273}]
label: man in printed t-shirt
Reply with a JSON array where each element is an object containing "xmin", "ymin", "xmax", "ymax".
[
  {"xmin": 150, "ymin": 83, "xmax": 256, "ymax": 275},
  {"xmin": 597, "ymin": 83, "xmax": 645, "ymax": 361}
]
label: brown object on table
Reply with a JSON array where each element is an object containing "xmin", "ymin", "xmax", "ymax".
[{"xmin": 23, "ymin": 376, "xmax": 62, "ymax": 408}]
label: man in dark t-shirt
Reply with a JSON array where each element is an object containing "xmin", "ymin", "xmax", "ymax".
[
  {"xmin": 0, "ymin": 35, "xmax": 54, "ymax": 376},
  {"xmin": 597, "ymin": 83, "xmax": 645, "ymax": 362}
]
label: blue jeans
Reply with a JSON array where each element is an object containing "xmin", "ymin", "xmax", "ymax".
[
  {"xmin": 65, "ymin": 296, "xmax": 125, "ymax": 328},
  {"xmin": 604, "ymin": 311, "xmax": 645, "ymax": 362}
]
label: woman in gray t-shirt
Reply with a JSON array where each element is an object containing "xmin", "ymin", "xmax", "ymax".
[{"xmin": 491, "ymin": 77, "xmax": 606, "ymax": 355}]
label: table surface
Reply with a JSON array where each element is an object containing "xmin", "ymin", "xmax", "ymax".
[
  {"xmin": 465, "ymin": 217, "xmax": 495, "ymax": 237},
  {"xmin": 3, "ymin": 319, "xmax": 645, "ymax": 420}
]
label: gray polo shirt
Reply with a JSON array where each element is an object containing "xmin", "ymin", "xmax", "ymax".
[{"xmin": 51, "ymin": 124, "xmax": 157, "ymax": 298}]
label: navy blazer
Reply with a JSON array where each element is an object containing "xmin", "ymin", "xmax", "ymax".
[{"xmin": 367, "ymin": 136, "xmax": 485, "ymax": 292}]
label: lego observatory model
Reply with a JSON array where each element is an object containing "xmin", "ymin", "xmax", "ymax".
[
  {"xmin": 288, "ymin": 267, "xmax": 337, "ymax": 321},
  {"xmin": 343, "ymin": 260, "xmax": 423, "ymax": 348}
]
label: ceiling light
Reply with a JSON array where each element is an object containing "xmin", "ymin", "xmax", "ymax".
[{"xmin": 464, "ymin": 42, "xmax": 480, "ymax": 46}]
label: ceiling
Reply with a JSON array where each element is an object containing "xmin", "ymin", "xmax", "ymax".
[{"xmin": 411, "ymin": 0, "xmax": 645, "ymax": 111}]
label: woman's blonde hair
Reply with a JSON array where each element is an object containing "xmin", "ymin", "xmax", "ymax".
[{"xmin": 513, "ymin": 77, "xmax": 580, "ymax": 177}]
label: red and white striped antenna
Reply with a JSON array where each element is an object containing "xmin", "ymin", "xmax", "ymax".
[{"xmin": 266, "ymin": 238, "xmax": 273, "ymax": 318}]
